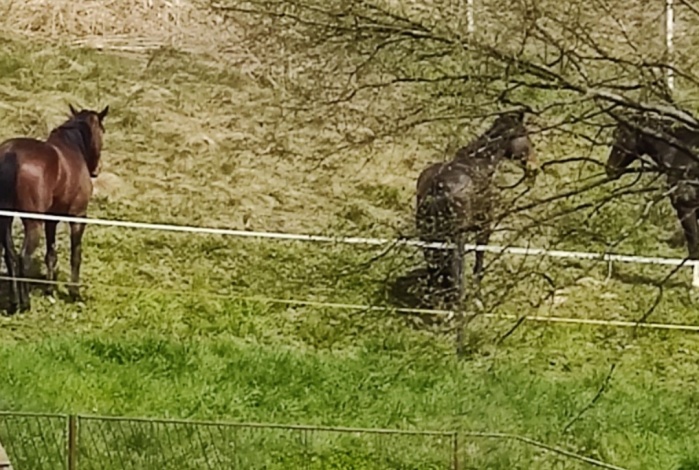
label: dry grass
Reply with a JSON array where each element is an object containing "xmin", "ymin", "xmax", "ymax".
[
  {"xmin": 0, "ymin": 0, "xmax": 533, "ymax": 241},
  {"xmin": 0, "ymin": 0, "xmax": 459, "ymax": 238},
  {"xmin": 0, "ymin": 0, "xmax": 260, "ymax": 68},
  {"xmin": 0, "ymin": 37, "xmax": 436, "ymax": 236},
  {"xmin": 0, "ymin": 0, "xmax": 685, "ymax": 243},
  {"xmin": 2, "ymin": 0, "xmax": 213, "ymax": 43}
]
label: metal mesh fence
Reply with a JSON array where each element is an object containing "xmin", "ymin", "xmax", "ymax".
[
  {"xmin": 0, "ymin": 412, "xmax": 625, "ymax": 469},
  {"xmin": 75, "ymin": 416, "xmax": 455, "ymax": 470},
  {"xmin": 0, "ymin": 412, "xmax": 68, "ymax": 470}
]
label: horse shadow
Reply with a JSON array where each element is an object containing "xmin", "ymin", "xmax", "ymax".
[
  {"xmin": 386, "ymin": 266, "xmax": 433, "ymax": 310},
  {"xmin": 609, "ymin": 265, "xmax": 689, "ymax": 289},
  {"xmin": 383, "ymin": 266, "xmax": 462, "ymax": 328}
]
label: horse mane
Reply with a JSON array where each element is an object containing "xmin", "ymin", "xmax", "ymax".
[
  {"xmin": 617, "ymin": 110, "xmax": 699, "ymax": 166},
  {"xmin": 49, "ymin": 116, "xmax": 96, "ymax": 161},
  {"xmin": 621, "ymin": 109, "xmax": 695, "ymax": 136},
  {"xmin": 454, "ymin": 113, "xmax": 524, "ymax": 161}
]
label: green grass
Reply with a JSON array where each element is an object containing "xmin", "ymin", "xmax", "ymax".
[
  {"xmin": 0, "ymin": 27, "xmax": 698, "ymax": 470},
  {"xmin": 2, "ymin": 320, "xmax": 699, "ymax": 468}
]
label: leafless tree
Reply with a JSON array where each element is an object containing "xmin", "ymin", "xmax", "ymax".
[{"xmin": 208, "ymin": 0, "xmax": 699, "ymax": 352}]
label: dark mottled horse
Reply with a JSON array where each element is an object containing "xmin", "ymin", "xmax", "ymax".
[
  {"xmin": 0, "ymin": 104, "xmax": 109, "ymax": 314},
  {"xmin": 415, "ymin": 111, "xmax": 537, "ymax": 304},
  {"xmin": 606, "ymin": 110, "xmax": 699, "ymax": 260}
]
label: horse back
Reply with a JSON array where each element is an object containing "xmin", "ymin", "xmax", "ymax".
[
  {"xmin": 416, "ymin": 162, "xmax": 445, "ymax": 201},
  {"xmin": 0, "ymin": 137, "xmax": 90, "ymax": 214},
  {"xmin": 0, "ymin": 136, "xmax": 61, "ymax": 178}
]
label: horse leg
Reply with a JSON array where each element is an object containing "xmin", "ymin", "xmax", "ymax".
[
  {"xmin": 451, "ymin": 234, "xmax": 466, "ymax": 357},
  {"xmin": 422, "ymin": 245, "xmax": 446, "ymax": 307},
  {"xmin": 68, "ymin": 222, "xmax": 86, "ymax": 301},
  {"xmin": 449, "ymin": 235, "xmax": 465, "ymax": 308},
  {"xmin": 473, "ymin": 227, "xmax": 491, "ymax": 283},
  {"xmin": 1, "ymin": 218, "xmax": 19, "ymax": 314},
  {"xmin": 675, "ymin": 205, "xmax": 699, "ymax": 259},
  {"xmin": 44, "ymin": 221, "xmax": 58, "ymax": 296},
  {"xmin": 18, "ymin": 220, "xmax": 41, "ymax": 311}
]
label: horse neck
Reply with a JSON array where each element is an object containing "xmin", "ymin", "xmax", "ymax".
[
  {"xmin": 450, "ymin": 153, "xmax": 499, "ymax": 185},
  {"xmin": 47, "ymin": 127, "xmax": 90, "ymax": 161},
  {"xmin": 639, "ymin": 126, "xmax": 689, "ymax": 170},
  {"xmin": 453, "ymin": 142, "xmax": 501, "ymax": 177},
  {"xmin": 454, "ymin": 129, "xmax": 508, "ymax": 159},
  {"xmin": 47, "ymin": 128, "xmax": 70, "ymax": 148}
]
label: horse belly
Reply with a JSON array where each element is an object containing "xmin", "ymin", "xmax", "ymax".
[{"xmin": 49, "ymin": 180, "xmax": 91, "ymax": 216}]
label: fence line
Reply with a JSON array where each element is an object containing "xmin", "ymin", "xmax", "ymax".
[
  {"xmin": 0, "ymin": 275, "xmax": 699, "ymax": 333},
  {"xmin": 76, "ymin": 413, "xmax": 453, "ymax": 436},
  {"xmin": 3, "ymin": 273, "xmax": 699, "ymax": 333},
  {"xmin": 0, "ymin": 411, "xmax": 629, "ymax": 470},
  {"xmin": 1, "ymin": 209, "xmax": 698, "ymax": 287},
  {"xmin": 461, "ymin": 432, "xmax": 627, "ymax": 470}
]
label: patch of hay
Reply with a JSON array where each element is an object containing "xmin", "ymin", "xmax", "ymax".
[
  {"xmin": 0, "ymin": 0, "xmax": 256, "ymax": 68},
  {"xmin": 92, "ymin": 171, "xmax": 133, "ymax": 201}
]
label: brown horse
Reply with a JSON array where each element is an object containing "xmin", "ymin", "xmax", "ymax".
[
  {"xmin": 0, "ymin": 104, "xmax": 109, "ymax": 314},
  {"xmin": 415, "ymin": 110, "xmax": 537, "ymax": 304}
]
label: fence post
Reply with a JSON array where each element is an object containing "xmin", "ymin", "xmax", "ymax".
[
  {"xmin": 665, "ymin": 0, "xmax": 675, "ymax": 91},
  {"xmin": 451, "ymin": 432, "xmax": 459, "ymax": 470},
  {"xmin": 466, "ymin": 0, "xmax": 475, "ymax": 34},
  {"xmin": 454, "ymin": 239, "xmax": 466, "ymax": 358},
  {"xmin": 693, "ymin": 264, "xmax": 699, "ymax": 288},
  {"xmin": 67, "ymin": 415, "xmax": 77, "ymax": 470}
]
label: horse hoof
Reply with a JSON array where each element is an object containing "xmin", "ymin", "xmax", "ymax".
[{"xmin": 68, "ymin": 290, "xmax": 83, "ymax": 303}]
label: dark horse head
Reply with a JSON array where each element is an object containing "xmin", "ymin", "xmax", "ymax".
[
  {"xmin": 605, "ymin": 109, "xmax": 699, "ymax": 259},
  {"xmin": 454, "ymin": 110, "xmax": 538, "ymax": 179},
  {"xmin": 49, "ymin": 104, "xmax": 109, "ymax": 178},
  {"xmin": 605, "ymin": 111, "xmax": 657, "ymax": 180},
  {"xmin": 605, "ymin": 110, "xmax": 699, "ymax": 179},
  {"xmin": 415, "ymin": 109, "xmax": 537, "ymax": 308}
]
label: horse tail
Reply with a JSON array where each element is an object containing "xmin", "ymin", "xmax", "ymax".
[
  {"xmin": 0, "ymin": 152, "xmax": 18, "ymax": 210},
  {"xmin": 418, "ymin": 182, "xmax": 455, "ymax": 239},
  {"xmin": 417, "ymin": 180, "xmax": 458, "ymax": 278}
]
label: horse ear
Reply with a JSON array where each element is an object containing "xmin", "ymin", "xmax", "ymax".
[
  {"xmin": 69, "ymin": 104, "xmax": 79, "ymax": 116},
  {"xmin": 98, "ymin": 105, "xmax": 109, "ymax": 122}
]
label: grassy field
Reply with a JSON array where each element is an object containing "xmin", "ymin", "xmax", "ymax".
[{"xmin": 0, "ymin": 1, "xmax": 699, "ymax": 468}]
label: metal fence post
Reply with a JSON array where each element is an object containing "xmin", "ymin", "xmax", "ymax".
[
  {"xmin": 466, "ymin": 0, "xmax": 475, "ymax": 35},
  {"xmin": 666, "ymin": 0, "xmax": 675, "ymax": 92},
  {"xmin": 451, "ymin": 432, "xmax": 459, "ymax": 470},
  {"xmin": 67, "ymin": 415, "xmax": 77, "ymax": 470}
]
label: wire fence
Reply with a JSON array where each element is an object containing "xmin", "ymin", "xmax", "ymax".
[
  {"xmin": 0, "ymin": 411, "xmax": 627, "ymax": 470},
  {"xmin": 1, "ymin": 209, "xmax": 699, "ymax": 288}
]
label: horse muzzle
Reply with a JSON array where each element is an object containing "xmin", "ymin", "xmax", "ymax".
[
  {"xmin": 90, "ymin": 162, "xmax": 102, "ymax": 178},
  {"xmin": 605, "ymin": 165, "xmax": 623, "ymax": 180},
  {"xmin": 522, "ymin": 158, "xmax": 539, "ymax": 186}
]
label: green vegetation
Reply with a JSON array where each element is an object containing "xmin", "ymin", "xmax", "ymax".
[{"xmin": 0, "ymin": 4, "xmax": 697, "ymax": 468}]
